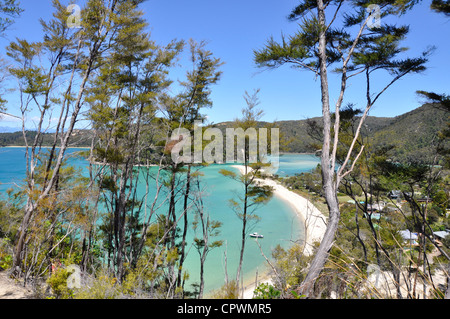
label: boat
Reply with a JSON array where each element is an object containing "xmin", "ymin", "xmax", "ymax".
[{"xmin": 249, "ymin": 232, "xmax": 264, "ymax": 238}]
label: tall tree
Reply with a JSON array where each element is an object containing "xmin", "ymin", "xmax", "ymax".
[
  {"xmin": 219, "ymin": 89, "xmax": 274, "ymax": 292},
  {"xmin": 159, "ymin": 39, "xmax": 222, "ymax": 293},
  {"xmin": 86, "ymin": 2, "xmax": 183, "ymax": 281},
  {"xmin": 9, "ymin": 0, "xmax": 147, "ymax": 279},
  {"xmin": 254, "ymin": 0, "xmax": 430, "ymax": 297},
  {"xmin": 191, "ymin": 174, "xmax": 223, "ymax": 299}
]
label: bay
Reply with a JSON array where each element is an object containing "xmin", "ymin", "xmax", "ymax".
[{"xmin": 0, "ymin": 147, "xmax": 320, "ymax": 295}]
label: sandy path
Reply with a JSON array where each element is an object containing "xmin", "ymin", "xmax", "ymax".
[{"xmin": 0, "ymin": 271, "xmax": 33, "ymax": 299}]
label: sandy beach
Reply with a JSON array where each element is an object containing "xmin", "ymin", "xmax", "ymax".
[{"xmin": 231, "ymin": 165, "xmax": 327, "ymax": 299}]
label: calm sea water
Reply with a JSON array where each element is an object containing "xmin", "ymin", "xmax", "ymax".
[{"xmin": 0, "ymin": 147, "xmax": 320, "ymax": 294}]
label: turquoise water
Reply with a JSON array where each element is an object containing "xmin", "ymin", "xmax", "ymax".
[
  {"xmin": 269, "ymin": 153, "xmax": 321, "ymax": 177},
  {"xmin": 0, "ymin": 147, "xmax": 320, "ymax": 294}
]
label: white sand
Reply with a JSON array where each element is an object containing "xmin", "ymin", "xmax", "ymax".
[{"xmin": 230, "ymin": 165, "xmax": 328, "ymax": 299}]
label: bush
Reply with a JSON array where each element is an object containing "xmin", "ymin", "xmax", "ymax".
[
  {"xmin": 253, "ymin": 283, "xmax": 280, "ymax": 299},
  {"xmin": 211, "ymin": 281, "xmax": 239, "ymax": 299},
  {"xmin": 0, "ymin": 238, "xmax": 13, "ymax": 270},
  {"xmin": 46, "ymin": 268, "xmax": 73, "ymax": 299},
  {"xmin": 73, "ymin": 271, "xmax": 121, "ymax": 299}
]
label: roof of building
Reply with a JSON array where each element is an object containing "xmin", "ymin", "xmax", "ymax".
[
  {"xmin": 433, "ymin": 230, "xmax": 450, "ymax": 239},
  {"xmin": 400, "ymin": 230, "xmax": 418, "ymax": 240}
]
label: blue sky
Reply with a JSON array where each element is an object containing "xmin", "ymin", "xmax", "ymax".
[{"xmin": 0, "ymin": 0, "xmax": 449, "ymax": 129}]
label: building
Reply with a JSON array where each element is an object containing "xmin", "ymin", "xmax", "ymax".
[
  {"xmin": 388, "ymin": 190, "xmax": 401, "ymax": 199},
  {"xmin": 399, "ymin": 230, "xmax": 419, "ymax": 246},
  {"xmin": 433, "ymin": 230, "xmax": 450, "ymax": 241}
]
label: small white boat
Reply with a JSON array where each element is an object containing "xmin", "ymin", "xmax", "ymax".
[{"xmin": 249, "ymin": 232, "xmax": 264, "ymax": 238}]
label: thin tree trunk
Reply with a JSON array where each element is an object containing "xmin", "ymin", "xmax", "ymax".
[
  {"xmin": 299, "ymin": 0, "xmax": 339, "ymax": 297},
  {"xmin": 236, "ymin": 156, "xmax": 249, "ymax": 284},
  {"xmin": 13, "ymin": 13, "xmax": 111, "ymax": 275},
  {"xmin": 177, "ymin": 164, "xmax": 191, "ymax": 289},
  {"xmin": 445, "ymin": 264, "xmax": 450, "ymax": 299}
]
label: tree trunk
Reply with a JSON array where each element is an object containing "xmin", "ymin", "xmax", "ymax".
[
  {"xmin": 299, "ymin": 0, "xmax": 340, "ymax": 297},
  {"xmin": 177, "ymin": 164, "xmax": 191, "ymax": 289},
  {"xmin": 445, "ymin": 264, "xmax": 450, "ymax": 299},
  {"xmin": 12, "ymin": 27, "xmax": 104, "ymax": 276},
  {"xmin": 199, "ymin": 249, "xmax": 206, "ymax": 299},
  {"xmin": 236, "ymin": 158, "xmax": 249, "ymax": 284},
  {"xmin": 12, "ymin": 199, "xmax": 35, "ymax": 276},
  {"xmin": 300, "ymin": 193, "xmax": 340, "ymax": 297}
]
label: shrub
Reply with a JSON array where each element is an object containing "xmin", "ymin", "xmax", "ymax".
[
  {"xmin": 46, "ymin": 268, "xmax": 73, "ymax": 299},
  {"xmin": 253, "ymin": 282, "xmax": 280, "ymax": 299}
]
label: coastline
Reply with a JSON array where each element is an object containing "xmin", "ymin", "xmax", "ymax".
[
  {"xmin": 231, "ymin": 165, "xmax": 327, "ymax": 299},
  {"xmin": 0, "ymin": 148, "xmax": 326, "ymax": 298}
]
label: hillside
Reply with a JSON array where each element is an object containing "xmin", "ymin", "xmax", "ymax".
[
  {"xmin": 370, "ymin": 103, "xmax": 448, "ymax": 163},
  {"xmin": 276, "ymin": 103, "xmax": 447, "ymax": 162},
  {"xmin": 213, "ymin": 103, "xmax": 448, "ymax": 163},
  {"xmin": 0, "ymin": 130, "xmax": 93, "ymax": 148}
]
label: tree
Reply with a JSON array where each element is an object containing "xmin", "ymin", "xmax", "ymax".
[
  {"xmin": 219, "ymin": 89, "xmax": 274, "ymax": 292},
  {"xmin": 9, "ymin": 0, "xmax": 149, "ymax": 280},
  {"xmin": 0, "ymin": 0, "xmax": 22, "ymax": 35},
  {"xmin": 85, "ymin": 1, "xmax": 183, "ymax": 281},
  {"xmin": 158, "ymin": 39, "xmax": 222, "ymax": 294},
  {"xmin": 191, "ymin": 174, "xmax": 223, "ymax": 299},
  {"xmin": 254, "ymin": 0, "xmax": 430, "ymax": 297},
  {"xmin": 430, "ymin": 0, "xmax": 450, "ymax": 15}
]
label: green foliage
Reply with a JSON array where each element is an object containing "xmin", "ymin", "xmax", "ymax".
[
  {"xmin": 431, "ymin": 0, "xmax": 450, "ymax": 15},
  {"xmin": 46, "ymin": 267, "xmax": 73, "ymax": 299},
  {"xmin": 282, "ymin": 165, "xmax": 323, "ymax": 195},
  {"xmin": 252, "ymin": 282, "xmax": 281, "ymax": 299},
  {"xmin": 73, "ymin": 271, "xmax": 121, "ymax": 299},
  {"xmin": 370, "ymin": 104, "xmax": 449, "ymax": 164},
  {"xmin": 0, "ymin": 0, "xmax": 22, "ymax": 34},
  {"xmin": 0, "ymin": 237, "xmax": 13, "ymax": 270},
  {"xmin": 0, "ymin": 130, "xmax": 93, "ymax": 147},
  {"xmin": 211, "ymin": 280, "xmax": 240, "ymax": 299},
  {"xmin": 0, "ymin": 198, "xmax": 21, "ymax": 241},
  {"xmin": 270, "ymin": 244, "xmax": 311, "ymax": 293},
  {"xmin": 433, "ymin": 190, "xmax": 449, "ymax": 210}
]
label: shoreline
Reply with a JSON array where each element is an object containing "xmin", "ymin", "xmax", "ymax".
[
  {"xmin": 231, "ymin": 165, "xmax": 327, "ymax": 299},
  {"xmin": 0, "ymin": 148, "xmax": 326, "ymax": 298}
]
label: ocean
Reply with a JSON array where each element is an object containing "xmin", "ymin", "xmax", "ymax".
[{"xmin": 0, "ymin": 147, "xmax": 320, "ymax": 295}]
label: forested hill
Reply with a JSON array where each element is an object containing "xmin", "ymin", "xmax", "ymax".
[
  {"xmin": 369, "ymin": 103, "xmax": 449, "ymax": 163},
  {"xmin": 0, "ymin": 103, "xmax": 447, "ymax": 163},
  {"xmin": 0, "ymin": 129, "xmax": 93, "ymax": 148},
  {"xmin": 215, "ymin": 103, "xmax": 448, "ymax": 163}
]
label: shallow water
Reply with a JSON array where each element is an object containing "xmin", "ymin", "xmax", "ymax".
[{"xmin": 0, "ymin": 147, "xmax": 320, "ymax": 294}]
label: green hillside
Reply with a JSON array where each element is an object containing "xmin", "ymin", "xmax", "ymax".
[
  {"xmin": 272, "ymin": 103, "xmax": 448, "ymax": 163},
  {"xmin": 0, "ymin": 130, "xmax": 93, "ymax": 148},
  {"xmin": 371, "ymin": 103, "xmax": 448, "ymax": 163}
]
